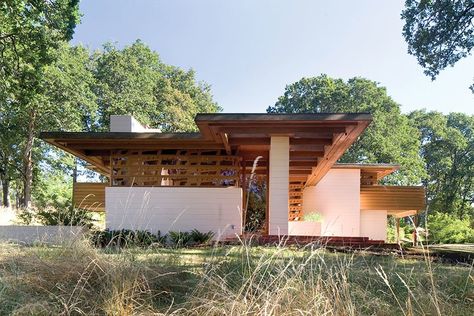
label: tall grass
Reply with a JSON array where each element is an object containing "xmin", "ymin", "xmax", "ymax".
[{"xmin": 0, "ymin": 240, "xmax": 472, "ymax": 315}]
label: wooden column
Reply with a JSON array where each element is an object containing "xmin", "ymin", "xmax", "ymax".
[
  {"xmin": 241, "ymin": 162, "xmax": 247, "ymax": 231},
  {"xmin": 412, "ymin": 215, "xmax": 418, "ymax": 246},
  {"xmin": 396, "ymin": 217, "xmax": 400, "ymax": 244}
]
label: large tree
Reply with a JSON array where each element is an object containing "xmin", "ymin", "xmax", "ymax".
[
  {"xmin": 0, "ymin": 43, "xmax": 97, "ymax": 207},
  {"xmin": 0, "ymin": 0, "xmax": 81, "ymax": 207},
  {"xmin": 402, "ymin": 0, "xmax": 474, "ymax": 90},
  {"xmin": 93, "ymin": 41, "xmax": 220, "ymax": 132},
  {"xmin": 409, "ymin": 110, "xmax": 474, "ymax": 218},
  {"xmin": 267, "ymin": 75, "xmax": 426, "ymax": 185}
]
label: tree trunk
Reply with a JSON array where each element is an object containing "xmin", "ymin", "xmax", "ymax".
[
  {"xmin": 2, "ymin": 178, "xmax": 9, "ymax": 207},
  {"xmin": 22, "ymin": 110, "xmax": 36, "ymax": 208}
]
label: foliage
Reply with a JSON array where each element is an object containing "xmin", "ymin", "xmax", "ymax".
[
  {"xmin": 168, "ymin": 231, "xmax": 194, "ymax": 247},
  {"xmin": 92, "ymin": 40, "xmax": 221, "ymax": 132},
  {"xmin": 267, "ymin": 75, "xmax": 426, "ymax": 184},
  {"xmin": 17, "ymin": 207, "xmax": 95, "ymax": 228},
  {"xmin": 90, "ymin": 229, "xmax": 165, "ymax": 248},
  {"xmin": 303, "ymin": 212, "xmax": 322, "ymax": 222},
  {"xmin": 90, "ymin": 229, "xmax": 214, "ymax": 248},
  {"xmin": 244, "ymin": 179, "xmax": 267, "ymax": 232},
  {"xmin": 402, "ymin": 0, "xmax": 474, "ymax": 90},
  {"xmin": 189, "ymin": 229, "xmax": 215, "ymax": 245},
  {"xmin": 409, "ymin": 110, "xmax": 474, "ymax": 218},
  {"xmin": 428, "ymin": 212, "xmax": 474, "ymax": 244},
  {"xmin": 0, "ymin": 1, "xmax": 82, "ymax": 207}
]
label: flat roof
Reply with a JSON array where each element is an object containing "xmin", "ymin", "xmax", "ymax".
[
  {"xmin": 195, "ymin": 113, "xmax": 372, "ymax": 122},
  {"xmin": 40, "ymin": 132, "xmax": 202, "ymax": 140},
  {"xmin": 40, "ymin": 112, "xmax": 374, "ymax": 186},
  {"xmin": 333, "ymin": 163, "xmax": 400, "ymax": 179}
]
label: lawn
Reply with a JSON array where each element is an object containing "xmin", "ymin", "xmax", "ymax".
[{"xmin": 0, "ymin": 241, "xmax": 473, "ymax": 315}]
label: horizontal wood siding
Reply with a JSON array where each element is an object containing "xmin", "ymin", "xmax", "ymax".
[
  {"xmin": 360, "ymin": 186, "xmax": 425, "ymax": 211},
  {"xmin": 73, "ymin": 182, "xmax": 107, "ymax": 211}
]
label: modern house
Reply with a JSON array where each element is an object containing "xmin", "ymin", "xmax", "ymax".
[{"xmin": 40, "ymin": 113, "xmax": 425, "ymax": 242}]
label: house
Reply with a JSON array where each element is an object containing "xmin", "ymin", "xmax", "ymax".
[{"xmin": 40, "ymin": 113, "xmax": 425, "ymax": 242}]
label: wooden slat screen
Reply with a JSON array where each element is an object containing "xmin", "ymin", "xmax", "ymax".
[
  {"xmin": 111, "ymin": 149, "xmax": 240, "ymax": 187},
  {"xmin": 73, "ymin": 182, "xmax": 107, "ymax": 211},
  {"xmin": 289, "ymin": 182, "xmax": 304, "ymax": 221},
  {"xmin": 360, "ymin": 185, "xmax": 425, "ymax": 211}
]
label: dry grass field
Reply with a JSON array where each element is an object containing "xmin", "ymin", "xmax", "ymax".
[{"xmin": 0, "ymin": 240, "xmax": 473, "ymax": 315}]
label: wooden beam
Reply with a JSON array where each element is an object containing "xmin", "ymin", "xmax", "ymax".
[
  {"xmin": 229, "ymin": 137, "xmax": 333, "ymax": 146},
  {"xmin": 305, "ymin": 122, "xmax": 369, "ymax": 187},
  {"xmin": 291, "ymin": 138, "xmax": 333, "ymax": 145},
  {"xmin": 67, "ymin": 143, "xmax": 224, "ymax": 150},
  {"xmin": 289, "ymin": 161, "xmax": 317, "ymax": 166},
  {"xmin": 290, "ymin": 151, "xmax": 325, "ymax": 158},
  {"xmin": 216, "ymin": 126, "xmax": 348, "ymax": 134}
]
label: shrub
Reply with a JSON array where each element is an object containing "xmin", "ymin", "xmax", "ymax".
[
  {"xmin": 189, "ymin": 229, "xmax": 214, "ymax": 245},
  {"xmin": 90, "ymin": 229, "xmax": 164, "ymax": 248},
  {"xmin": 90, "ymin": 229, "xmax": 215, "ymax": 248},
  {"xmin": 428, "ymin": 212, "xmax": 474, "ymax": 244},
  {"xmin": 168, "ymin": 231, "xmax": 193, "ymax": 247},
  {"xmin": 17, "ymin": 207, "xmax": 95, "ymax": 228},
  {"xmin": 303, "ymin": 212, "xmax": 322, "ymax": 222}
]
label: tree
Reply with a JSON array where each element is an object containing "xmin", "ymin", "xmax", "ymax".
[
  {"xmin": 402, "ymin": 0, "xmax": 474, "ymax": 91},
  {"xmin": 93, "ymin": 41, "xmax": 220, "ymax": 132},
  {"xmin": 267, "ymin": 75, "xmax": 426, "ymax": 184},
  {"xmin": 0, "ymin": 0, "xmax": 81, "ymax": 207},
  {"xmin": 408, "ymin": 110, "xmax": 474, "ymax": 218},
  {"xmin": 0, "ymin": 42, "xmax": 96, "ymax": 208}
]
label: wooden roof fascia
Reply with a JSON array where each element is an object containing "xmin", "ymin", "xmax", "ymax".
[
  {"xmin": 65, "ymin": 142, "xmax": 224, "ymax": 150},
  {"xmin": 214, "ymin": 126, "xmax": 349, "ymax": 135},
  {"xmin": 305, "ymin": 121, "xmax": 371, "ymax": 187},
  {"xmin": 40, "ymin": 131, "xmax": 203, "ymax": 140},
  {"xmin": 332, "ymin": 163, "xmax": 400, "ymax": 180},
  {"xmin": 195, "ymin": 113, "xmax": 373, "ymax": 122}
]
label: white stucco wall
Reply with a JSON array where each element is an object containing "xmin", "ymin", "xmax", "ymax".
[
  {"xmin": 268, "ymin": 136, "xmax": 289, "ymax": 235},
  {"xmin": 288, "ymin": 221, "xmax": 321, "ymax": 236},
  {"xmin": 105, "ymin": 187, "xmax": 242, "ymax": 239},
  {"xmin": 302, "ymin": 169, "xmax": 360, "ymax": 237},
  {"xmin": 0, "ymin": 226, "xmax": 87, "ymax": 245},
  {"xmin": 360, "ymin": 210, "xmax": 387, "ymax": 241}
]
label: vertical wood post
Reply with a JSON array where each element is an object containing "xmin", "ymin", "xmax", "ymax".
[
  {"xmin": 241, "ymin": 161, "xmax": 247, "ymax": 231},
  {"xmin": 396, "ymin": 217, "xmax": 400, "ymax": 244},
  {"xmin": 412, "ymin": 215, "xmax": 418, "ymax": 246},
  {"xmin": 265, "ymin": 164, "xmax": 270, "ymax": 235}
]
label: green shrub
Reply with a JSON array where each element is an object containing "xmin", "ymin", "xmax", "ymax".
[
  {"xmin": 90, "ymin": 229, "xmax": 215, "ymax": 248},
  {"xmin": 303, "ymin": 212, "xmax": 322, "ymax": 222},
  {"xmin": 189, "ymin": 229, "xmax": 214, "ymax": 244},
  {"xmin": 90, "ymin": 229, "xmax": 164, "ymax": 248},
  {"xmin": 17, "ymin": 207, "xmax": 95, "ymax": 228},
  {"xmin": 428, "ymin": 212, "xmax": 474, "ymax": 244},
  {"xmin": 168, "ymin": 231, "xmax": 193, "ymax": 247}
]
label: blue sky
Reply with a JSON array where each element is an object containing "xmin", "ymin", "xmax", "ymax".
[{"xmin": 72, "ymin": 0, "xmax": 474, "ymax": 114}]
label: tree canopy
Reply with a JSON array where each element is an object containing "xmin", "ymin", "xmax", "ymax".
[
  {"xmin": 402, "ymin": 0, "xmax": 474, "ymax": 90},
  {"xmin": 267, "ymin": 75, "xmax": 426, "ymax": 185},
  {"xmin": 409, "ymin": 110, "xmax": 474, "ymax": 218},
  {"xmin": 93, "ymin": 41, "xmax": 220, "ymax": 132}
]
